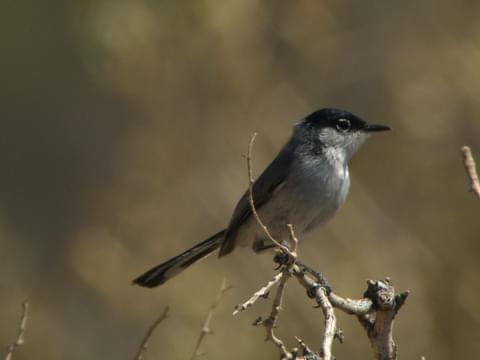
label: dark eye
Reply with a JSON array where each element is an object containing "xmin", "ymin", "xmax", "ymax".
[{"xmin": 336, "ymin": 118, "xmax": 351, "ymax": 132}]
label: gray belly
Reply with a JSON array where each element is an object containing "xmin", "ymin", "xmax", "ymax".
[{"xmin": 236, "ymin": 163, "xmax": 351, "ymax": 250}]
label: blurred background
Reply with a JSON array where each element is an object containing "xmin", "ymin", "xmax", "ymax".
[{"xmin": 1, "ymin": 0, "xmax": 479, "ymax": 359}]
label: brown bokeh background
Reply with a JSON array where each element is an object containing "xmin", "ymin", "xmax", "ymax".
[{"xmin": 1, "ymin": 1, "xmax": 479, "ymax": 359}]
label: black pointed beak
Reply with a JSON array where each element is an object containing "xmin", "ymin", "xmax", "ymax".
[{"xmin": 364, "ymin": 124, "xmax": 391, "ymax": 132}]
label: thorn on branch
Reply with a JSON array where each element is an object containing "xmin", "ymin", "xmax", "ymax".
[
  {"xmin": 294, "ymin": 336, "xmax": 320, "ymax": 359},
  {"xmin": 334, "ymin": 329, "xmax": 345, "ymax": 344}
]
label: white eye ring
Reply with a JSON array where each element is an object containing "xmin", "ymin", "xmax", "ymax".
[{"xmin": 336, "ymin": 118, "xmax": 351, "ymax": 132}]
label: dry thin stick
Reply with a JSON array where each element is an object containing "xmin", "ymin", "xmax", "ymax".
[
  {"xmin": 246, "ymin": 133, "xmax": 291, "ymax": 254},
  {"xmin": 286, "ymin": 224, "xmax": 298, "ymax": 257},
  {"xmin": 4, "ymin": 302, "xmax": 28, "ymax": 360},
  {"xmin": 233, "ymin": 272, "xmax": 283, "ymax": 315},
  {"xmin": 263, "ymin": 269, "xmax": 292, "ymax": 358},
  {"xmin": 134, "ymin": 306, "xmax": 169, "ymax": 360},
  {"xmin": 191, "ymin": 279, "xmax": 232, "ymax": 360},
  {"xmin": 461, "ymin": 146, "xmax": 480, "ymax": 199}
]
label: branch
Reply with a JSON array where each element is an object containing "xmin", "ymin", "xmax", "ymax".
[
  {"xmin": 294, "ymin": 269, "xmax": 371, "ymax": 316},
  {"xmin": 191, "ymin": 279, "xmax": 232, "ymax": 360},
  {"xmin": 134, "ymin": 306, "xmax": 169, "ymax": 360},
  {"xmin": 251, "ymin": 225, "xmax": 299, "ymax": 359},
  {"xmin": 4, "ymin": 302, "xmax": 28, "ymax": 360},
  {"xmin": 328, "ymin": 292, "xmax": 373, "ymax": 315},
  {"xmin": 316, "ymin": 287, "xmax": 336, "ymax": 360},
  {"xmin": 360, "ymin": 279, "xmax": 409, "ymax": 360},
  {"xmin": 258, "ymin": 268, "xmax": 292, "ymax": 358},
  {"xmin": 461, "ymin": 146, "xmax": 480, "ymax": 199},
  {"xmin": 233, "ymin": 272, "xmax": 283, "ymax": 315}
]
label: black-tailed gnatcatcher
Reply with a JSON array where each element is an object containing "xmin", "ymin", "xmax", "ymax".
[{"xmin": 134, "ymin": 108, "xmax": 390, "ymax": 287}]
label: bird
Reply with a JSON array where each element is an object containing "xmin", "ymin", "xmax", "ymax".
[{"xmin": 133, "ymin": 108, "xmax": 390, "ymax": 288}]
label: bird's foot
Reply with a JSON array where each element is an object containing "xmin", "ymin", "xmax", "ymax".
[
  {"xmin": 273, "ymin": 251, "xmax": 291, "ymax": 269},
  {"xmin": 294, "ymin": 259, "xmax": 332, "ymax": 294}
]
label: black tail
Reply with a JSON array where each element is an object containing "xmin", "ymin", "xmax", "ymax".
[{"xmin": 133, "ymin": 230, "xmax": 225, "ymax": 288}]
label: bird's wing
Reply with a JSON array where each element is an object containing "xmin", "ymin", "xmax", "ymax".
[{"xmin": 218, "ymin": 143, "xmax": 294, "ymax": 256}]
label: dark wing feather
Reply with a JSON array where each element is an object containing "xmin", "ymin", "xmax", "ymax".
[{"xmin": 218, "ymin": 142, "xmax": 294, "ymax": 256}]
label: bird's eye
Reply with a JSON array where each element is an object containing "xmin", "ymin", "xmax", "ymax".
[{"xmin": 336, "ymin": 118, "xmax": 351, "ymax": 132}]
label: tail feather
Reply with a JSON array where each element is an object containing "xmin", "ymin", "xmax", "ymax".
[{"xmin": 133, "ymin": 230, "xmax": 225, "ymax": 288}]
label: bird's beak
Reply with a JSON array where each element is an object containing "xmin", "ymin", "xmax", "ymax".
[{"xmin": 364, "ymin": 124, "xmax": 391, "ymax": 132}]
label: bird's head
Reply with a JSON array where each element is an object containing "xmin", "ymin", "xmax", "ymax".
[{"xmin": 295, "ymin": 108, "xmax": 391, "ymax": 162}]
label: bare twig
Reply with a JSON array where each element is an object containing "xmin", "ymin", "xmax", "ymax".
[
  {"xmin": 262, "ymin": 269, "xmax": 293, "ymax": 358},
  {"xmin": 255, "ymin": 225, "xmax": 299, "ymax": 359},
  {"xmin": 246, "ymin": 133, "xmax": 291, "ymax": 254},
  {"xmin": 4, "ymin": 302, "xmax": 28, "ymax": 360},
  {"xmin": 191, "ymin": 279, "xmax": 232, "ymax": 360},
  {"xmin": 232, "ymin": 225, "xmax": 311, "ymax": 319},
  {"xmin": 286, "ymin": 224, "xmax": 299, "ymax": 256},
  {"xmin": 134, "ymin": 306, "xmax": 169, "ymax": 360},
  {"xmin": 233, "ymin": 272, "xmax": 283, "ymax": 315},
  {"xmin": 461, "ymin": 146, "xmax": 480, "ymax": 199}
]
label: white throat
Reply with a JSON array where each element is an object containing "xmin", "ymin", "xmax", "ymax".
[{"xmin": 324, "ymin": 146, "xmax": 349, "ymax": 179}]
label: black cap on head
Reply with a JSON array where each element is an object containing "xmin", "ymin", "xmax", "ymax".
[
  {"xmin": 304, "ymin": 108, "xmax": 367, "ymax": 130},
  {"xmin": 304, "ymin": 108, "xmax": 391, "ymax": 132}
]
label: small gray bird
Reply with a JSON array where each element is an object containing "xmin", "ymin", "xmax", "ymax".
[{"xmin": 134, "ymin": 108, "xmax": 390, "ymax": 287}]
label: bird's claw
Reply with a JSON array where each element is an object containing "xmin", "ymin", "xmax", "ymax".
[{"xmin": 273, "ymin": 251, "xmax": 290, "ymax": 267}]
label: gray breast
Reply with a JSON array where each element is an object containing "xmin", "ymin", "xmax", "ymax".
[{"xmin": 243, "ymin": 153, "xmax": 351, "ymax": 248}]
